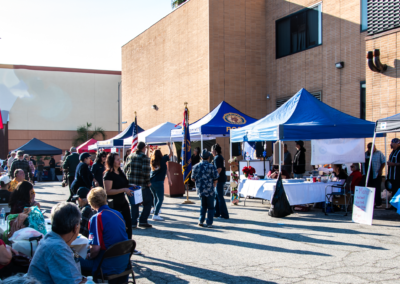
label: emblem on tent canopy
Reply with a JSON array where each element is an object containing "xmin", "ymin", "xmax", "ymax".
[{"xmin": 223, "ymin": 113, "xmax": 246, "ymax": 125}]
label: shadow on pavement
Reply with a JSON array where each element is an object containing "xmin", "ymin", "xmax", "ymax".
[{"xmin": 133, "ymin": 256, "xmax": 278, "ymax": 284}]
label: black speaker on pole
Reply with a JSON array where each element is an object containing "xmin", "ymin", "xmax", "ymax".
[
  {"xmin": 255, "ymin": 142, "xmax": 265, "ymax": 158},
  {"xmin": 231, "ymin": 142, "xmax": 241, "ymax": 156}
]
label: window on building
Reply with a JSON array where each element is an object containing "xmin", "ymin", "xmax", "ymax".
[
  {"xmin": 276, "ymin": 91, "xmax": 322, "ymax": 109},
  {"xmin": 360, "ymin": 81, "xmax": 366, "ymax": 120},
  {"xmin": 276, "ymin": 3, "xmax": 322, "ymax": 58},
  {"xmin": 361, "ymin": 0, "xmax": 368, "ymax": 32}
]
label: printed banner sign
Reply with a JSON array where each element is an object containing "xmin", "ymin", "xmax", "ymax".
[
  {"xmin": 311, "ymin": 138, "xmax": 365, "ymax": 165},
  {"xmin": 352, "ymin": 186, "xmax": 375, "ymax": 225}
]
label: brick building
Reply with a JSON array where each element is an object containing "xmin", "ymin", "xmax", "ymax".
[{"xmin": 122, "ymin": 0, "xmax": 398, "ymax": 163}]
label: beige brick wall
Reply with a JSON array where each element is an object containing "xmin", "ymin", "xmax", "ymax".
[
  {"xmin": 122, "ymin": 0, "xmax": 210, "ymax": 132},
  {"xmin": 121, "ymin": 0, "xmax": 381, "ymax": 168},
  {"xmin": 366, "ymin": 29, "xmax": 400, "ymax": 154}
]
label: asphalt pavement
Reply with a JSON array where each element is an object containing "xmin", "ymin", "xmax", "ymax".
[{"xmin": 35, "ymin": 182, "xmax": 400, "ymax": 284}]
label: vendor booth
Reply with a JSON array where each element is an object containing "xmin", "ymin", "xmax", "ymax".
[
  {"xmin": 171, "ymin": 101, "xmax": 257, "ymax": 150},
  {"xmin": 124, "ymin": 122, "xmax": 185, "ymax": 197},
  {"xmin": 367, "ymin": 113, "xmax": 400, "ymax": 210},
  {"xmin": 231, "ymin": 88, "xmax": 380, "ymax": 205},
  {"xmin": 95, "ymin": 122, "xmax": 144, "ymax": 148},
  {"xmin": 124, "ymin": 122, "xmax": 178, "ymax": 145},
  {"xmin": 13, "ymin": 138, "xmax": 62, "ymax": 156}
]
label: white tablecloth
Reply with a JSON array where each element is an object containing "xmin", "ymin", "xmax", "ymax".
[{"xmin": 238, "ymin": 179, "xmax": 338, "ymax": 206}]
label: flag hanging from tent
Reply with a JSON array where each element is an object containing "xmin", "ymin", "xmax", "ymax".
[
  {"xmin": 0, "ymin": 109, "xmax": 3, "ymax": 129},
  {"xmin": 181, "ymin": 104, "xmax": 192, "ymax": 184},
  {"xmin": 131, "ymin": 113, "xmax": 138, "ymax": 152}
]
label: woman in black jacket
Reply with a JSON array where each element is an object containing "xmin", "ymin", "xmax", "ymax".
[
  {"xmin": 91, "ymin": 151, "xmax": 106, "ymax": 188},
  {"xmin": 71, "ymin": 152, "xmax": 93, "ymax": 194},
  {"xmin": 293, "ymin": 140, "xmax": 306, "ymax": 178}
]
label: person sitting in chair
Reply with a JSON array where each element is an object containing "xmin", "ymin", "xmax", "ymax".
[
  {"xmin": 332, "ymin": 164, "xmax": 348, "ymax": 181},
  {"xmin": 79, "ymin": 187, "xmax": 130, "ymax": 283},
  {"xmin": 267, "ymin": 165, "xmax": 289, "ymax": 179}
]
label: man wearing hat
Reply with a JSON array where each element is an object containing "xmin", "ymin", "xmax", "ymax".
[
  {"xmin": 293, "ymin": 141, "xmax": 306, "ymax": 178},
  {"xmin": 72, "ymin": 187, "xmax": 95, "ymax": 238},
  {"xmin": 9, "ymin": 150, "xmax": 31, "ymax": 181},
  {"xmin": 70, "ymin": 153, "xmax": 93, "ymax": 197},
  {"xmin": 387, "ymin": 138, "xmax": 400, "ymax": 210},
  {"xmin": 191, "ymin": 149, "xmax": 219, "ymax": 228},
  {"xmin": 0, "ymin": 175, "xmax": 12, "ymax": 203}
]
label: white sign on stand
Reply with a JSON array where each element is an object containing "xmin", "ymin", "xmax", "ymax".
[
  {"xmin": 111, "ymin": 147, "xmax": 117, "ymax": 153},
  {"xmin": 352, "ymin": 186, "xmax": 375, "ymax": 225}
]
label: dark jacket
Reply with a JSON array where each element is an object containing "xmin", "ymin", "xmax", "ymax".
[
  {"xmin": 62, "ymin": 153, "xmax": 80, "ymax": 178},
  {"xmin": 91, "ymin": 162, "xmax": 105, "ymax": 188},
  {"xmin": 293, "ymin": 148, "xmax": 306, "ymax": 174},
  {"xmin": 71, "ymin": 163, "xmax": 93, "ymax": 193}
]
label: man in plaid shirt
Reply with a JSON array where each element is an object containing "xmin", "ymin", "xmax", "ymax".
[
  {"xmin": 124, "ymin": 142, "xmax": 153, "ymax": 228},
  {"xmin": 9, "ymin": 151, "xmax": 31, "ymax": 181}
]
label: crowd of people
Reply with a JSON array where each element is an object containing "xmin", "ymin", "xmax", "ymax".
[{"xmin": 1, "ymin": 137, "xmax": 400, "ymax": 282}]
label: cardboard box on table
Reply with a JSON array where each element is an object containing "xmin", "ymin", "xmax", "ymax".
[{"xmin": 164, "ymin": 161, "xmax": 185, "ymax": 197}]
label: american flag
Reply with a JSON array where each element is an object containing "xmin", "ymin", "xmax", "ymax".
[{"xmin": 131, "ymin": 114, "xmax": 138, "ymax": 151}]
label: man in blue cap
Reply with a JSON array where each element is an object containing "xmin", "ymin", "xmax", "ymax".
[
  {"xmin": 191, "ymin": 149, "xmax": 219, "ymax": 228},
  {"xmin": 72, "ymin": 187, "xmax": 95, "ymax": 238}
]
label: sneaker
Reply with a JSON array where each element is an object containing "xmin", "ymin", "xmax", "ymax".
[
  {"xmin": 132, "ymin": 225, "xmax": 138, "ymax": 229},
  {"xmin": 133, "ymin": 250, "xmax": 142, "ymax": 255},
  {"xmin": 198, "ymin": 223, "xmax": 205, "ymax": 227},
  {"xmin": 139, "ymin": 223, "xmax": 153, "ymax": 228},
  {"xmin": 207, "ymin": 225, "xmax": 213, "ymax": 228},
  {"xmin": 150, "ymin": 208, "xmax": 162, "ymax": 214},
  {"xmin": 152, "ymin": 215, "xmax": 164, "ymax": 221}
]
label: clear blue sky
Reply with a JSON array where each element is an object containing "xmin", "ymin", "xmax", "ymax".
[{"xmin": 0, "ymin": 0, "xmax": 173, "ymax": 71}]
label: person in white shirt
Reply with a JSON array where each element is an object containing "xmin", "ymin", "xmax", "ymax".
[{"xmin": 8, "ymin": 152, "xmax": 16, "ymax": 169}]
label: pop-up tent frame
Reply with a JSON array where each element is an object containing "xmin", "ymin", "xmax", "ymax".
[
  {"xmin": 366, "ymin": 113, "xmax": 400, "ymax": 208},
  {"xmin": 171, "ymin": 101, "xmax": 257, "ymax": 151},
  {"xmin": 231, "ymin": 88, "xmax": 381, "ymax": 172}
]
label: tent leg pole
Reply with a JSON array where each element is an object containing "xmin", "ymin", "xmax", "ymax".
[
  {"xmin": 366, "ymin": 132, "xmax": 376, "ymax": 190},
  {"xmin": 201, "ymin": 135, "xmax": 203, "ymax": 152},
  {"xmin": 122, "ymin": 145, "xmax": 125, "ymax": 165},
  {"xmin": 279, "ymin": 140, "xmax": 282, "ymax": 173},
  {"xmin": 385, "ymin": 136, "xmax": 388, "ymax": 208},
  {"xmin": 230, "ymin": 139, "xmax": 232, "ymax": 161}
]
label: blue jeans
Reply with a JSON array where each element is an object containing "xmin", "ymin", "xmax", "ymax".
[
  {"xmin": 128, "ymin": 187, "xmax": 152, "ymax": 226},
  {"xmin": 37, "ymin": 171, "xmax": 43, "ymax": 182},
  {"xmin": 294, "ymin": 173, "xmax": 303, "ymax": 178},
  {"xmin": 150, "ymin": 181, "xmax": 164, "ymax": 215},
  {"xmin": 214, "ymin": 182, "xmax": 229, "ymax": 219},
  {"xmin": 199, "ymin": 195, "xmax": 215, "ymax": 226},
  {"xmin": 50, "ymin": 168, "xmax": 56, "ymax": 181},
  {"xmin": 79, "ymin": 253, "xmax": 129, "ymax": 284}
]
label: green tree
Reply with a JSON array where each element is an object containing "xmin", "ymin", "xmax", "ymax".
[
  {"xmin": 171, "ymin": 0, "xmax": 187, "ymax": 9},
  {"xmin": 73, "ymin": 122, "xmax": 106, "ymax": 147}
]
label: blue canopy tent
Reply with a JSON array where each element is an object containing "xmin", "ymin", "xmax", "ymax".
[
  {"xmin": 171, "ymin": 101, "xmax": 257, "ymax": 150},
  {"xmin": 231, "ymin": 88, "xmax": 382, "ymax": 170},
  {"xmin": 13, "ymin": 138, "xmax": 62, "ymax": 156},
  {"xmin": 95, "ymin": 122, "xmax": 144, "ymax": 148}
]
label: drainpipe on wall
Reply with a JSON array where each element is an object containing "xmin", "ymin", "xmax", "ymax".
[{"xmin": 118, "ymin": 82, "xmax": 121, "ymax": 133}]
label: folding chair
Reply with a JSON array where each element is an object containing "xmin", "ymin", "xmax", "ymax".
[
  {"xmin": 93, "ymin": 239, "xmax": 137, "ymax": 284},
  {"xmin": 224, "ymin": 171, "xmax": 231, "ymax": 196},
  {"xmin": 325, "ymin": 176, "xmax": 353, "ymax": 216}
]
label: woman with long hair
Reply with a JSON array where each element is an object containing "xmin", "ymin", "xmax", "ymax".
[
  {"xmin": 189, "ymin": 147, "xmax": 201, "ymax": 189},
  {"xmin": 211, "ymin": 143, "xmax": 229, "ymax": 219},
  {"xmin": 9, "ymin": 181, "xmax": 34, "ymax": 214},
  {"xmin": 91, "ymin": 151, "xmax": 107, "ymax": 188},
  {"xmin": 149, "ymin": 143, "xmax": 172, "ymax": 221},
  {"xmin": 103, "ymin": 153, "xmax": 133, "ymax": 239}
]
